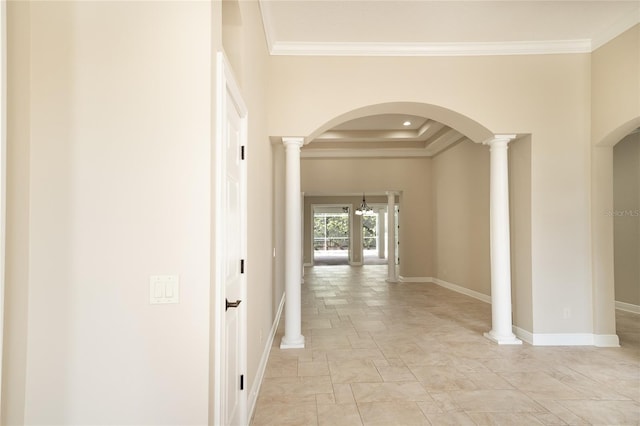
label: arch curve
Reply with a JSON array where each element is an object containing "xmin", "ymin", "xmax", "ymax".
[
  {"xmin": 597, "ymin": 116, "xmax": 640, "ymax": 147},
  {"xmin": 305, "ymin": 101, "xmax": 495, "ymax": 145}
]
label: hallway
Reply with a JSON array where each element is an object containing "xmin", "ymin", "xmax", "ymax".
[{"xmin": 250, "ymin": 265, "xmax": 640, "ymax": 425}]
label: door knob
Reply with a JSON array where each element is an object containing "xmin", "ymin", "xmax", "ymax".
[{"xmin": 226, "ymin": 298, "xmax": 242, "ymax": 311}]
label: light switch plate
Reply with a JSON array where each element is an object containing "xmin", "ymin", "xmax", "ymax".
[{"xmin": 149, "ymin": 275, "xmax": 180, "ymax": 304}]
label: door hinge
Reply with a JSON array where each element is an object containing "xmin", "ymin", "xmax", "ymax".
[
  {"xmin": 241, "ymin": 259, "xmax": 245, "ymax": 274},
  {"xmin": 241, "ymin": 145, "xmax": 245, "ymax": 160},
  {"xmin": 240, "ymin": 374, "xmax": 244, "ymax": 390}
]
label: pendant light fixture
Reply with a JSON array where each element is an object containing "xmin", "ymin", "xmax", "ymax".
[{"xmin": 355, "ymin": 193, "xmax": 372, "ymax": 215}]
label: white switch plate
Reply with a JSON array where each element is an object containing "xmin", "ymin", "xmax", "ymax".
[{"xmin": 149, "ymin": 275, "xmax": 180, "ymax": 304}]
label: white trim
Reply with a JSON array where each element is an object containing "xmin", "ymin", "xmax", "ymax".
[
  {"xmin": 302, "ymin": 148, "xmax": 434, "ymax": 159},
  {"xmin": 248, "ymin": 293, "xmax": 285, "ymax": 422},
  {"xmin": 430, "ymin": 277, "xmax": 492, "ymax": 304},
  {"xmin": 591, "ymin": 10, "xmax": 640, "ymax": 51},
  {"xmin": 269, "ymin": 39, "xmax": 592, "ymax": 57},
  {"xmin": 398, "ymin": 276, "xmax": 431, "ymax": 283},
  {"xmin": 257, "ymin": 0, "xmax": 276, "ymax": 55},
  {"xmin": 594, "ymin": 334, "xmax": 621, "ymax": 348},
  {"xmin": 349, "ymin": 261, "xmax": 363, "ymax": 266},
  {"xmin": 513, "ymin": 326, "xmax": 534, "ymax": 345},
  {"xmin": 615, "ymin": 301, "xmax": 640, "ymax": 314},
  {"xmin": 531, "ymin": 333, "xmax": 602, "ymax": 346}
]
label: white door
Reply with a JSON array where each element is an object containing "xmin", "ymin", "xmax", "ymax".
[
  {"xmin": 223, "ymin": 86, "xmax": 246, "ymax": 425},
  {"xmin": 216, "ymin": 52, "xmax": 247, "ymax": 426}
]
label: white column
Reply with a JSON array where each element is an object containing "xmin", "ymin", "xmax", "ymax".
[
  {"xmin": 386, "ymin": 192, "xmax": 398, "ymax": 282},
  {"xmin": 281, "ymin": 137, "xmax": 305, "ymax": 349},
  {"xmin": 377, "ymin": 209, "xmax": 385, "ymax": 259},
  {"xmin": 483, "ymin": 135, "xmax": 522, "ymax": 345}
]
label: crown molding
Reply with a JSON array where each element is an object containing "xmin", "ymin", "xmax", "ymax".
[
  {"xmin": 301, "ymin": 148, "xmax": 433, "ymax": 159},
  {"xmin": 269, "ymin": 39, "xmax": 592, "ymax": 57}
]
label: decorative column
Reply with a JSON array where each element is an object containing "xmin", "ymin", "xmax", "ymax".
[
  {"xmin": 377, "ymin": 209, "xmax": 385, "ymax": 259},
  {"xmin": 281, "ymin": 137, "xmax": 305, "ymax": 349},
  {"xmin": 483, "ymin": 135, "xmax": 521, "ymax": 345},
  {"xmin": 386, "ymin": 192, "xmax": 398, "ymax": 282}
]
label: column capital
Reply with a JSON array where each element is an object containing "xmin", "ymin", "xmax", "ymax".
[
  {"xmin": 282, "ymin": 137, "xmax": 304, "ymax": 147},
  {"xmin": 385, "ymin": 190, "xmax": 399, "ymax": 196},
  {"xmin": 482, "ymin": 134, "xmax": 516, "ymax": 147}
]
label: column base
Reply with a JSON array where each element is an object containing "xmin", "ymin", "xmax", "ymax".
[
  {"xmin": 386, "ymin": 278, "xmax": 398, "ymax": 283},
  {"xmin": 484, "ymin": 331, "xmax": 522, "ymax": 345},
  {"xmin": 280, "ymin": 335, "xmax": 305, "ymax": 349}
]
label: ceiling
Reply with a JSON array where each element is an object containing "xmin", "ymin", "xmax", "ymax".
[{"xmin": 259, "ymin": 1, "xmax": 639, "ymax": 157}]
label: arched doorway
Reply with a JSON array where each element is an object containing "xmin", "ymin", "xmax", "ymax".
[
  {"xmin": 279, "ymin": 101, "xmax": 526, "ymax": 348},
  {"xmin": 592, "ymin": 117, "xmax": 640, "ymax": 346}
]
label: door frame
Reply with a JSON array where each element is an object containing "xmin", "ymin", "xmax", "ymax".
[{"xmin": 213, "ymin": 51, "xmax": 248, "ymax": 425}]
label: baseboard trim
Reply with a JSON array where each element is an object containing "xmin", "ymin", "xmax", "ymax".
[
  {"xmin": 593, "ymin": 334, "xmax": 620, "ymax": 347},
  {"xmin": 248, "ymin": 293, "xmax": 285, "ymax": 421},
  {"xmin": 430, "ymin": 277, "xmax": 491, "ymax": 304},
  {"xmin": 615, "ymin": 301, "xmax": 640, "ymax": 314},
  {"xmin": 398, "ymin": 276, "xmax": 431, "ymax": 283},
  {"xmin": 513, "ymin": 326, "xmax": 534, "ymax": 345},
  {"xmin": 513, "ymin": 329, "xmax": 620, "ymax": 347}
]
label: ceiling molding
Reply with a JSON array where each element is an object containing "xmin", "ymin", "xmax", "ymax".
[
  {"xmin": 269, "ymin": 39, "xmax": 592, "ymax": 57},
  {"xmin": 301, "ymin": 148, "xmax": 434, "ymax": 159}
]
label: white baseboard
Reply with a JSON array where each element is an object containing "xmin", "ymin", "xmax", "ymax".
[
  {"xmin": 594, "ymin": 334, "xmax": 620, "ymax": 347},
  {"xmin": 513, "ymin": 326, "xmax": 534, "ymax": 345},
  {"xmin": 248, "ymin": 293, "xmax": 285, "ymax": 421},
  {"xmin": 430, "ymin": 277, "xmax": 491, "ymax": 304},
  {"xmin": 398, "ymin": 276, "xmax": 431, "ymax": 283},
  {"xmin": 615, "ymin": 301, "xmax": 640, "ymax": 314},
  {"xmin": 513, "ymin": 327, "xmax": 620, "ymax": 347}
]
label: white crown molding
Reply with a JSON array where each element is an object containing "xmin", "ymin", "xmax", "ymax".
[
  {"xmin": 258, "ymin": 0, "xmax": 276, "ymax": 54},
  {"xmin": 301, "ymin": 148, "xmax": 433, "ymax": 159},
  {"xmin": 269, "ymin": 39, "xmax": 592, "ymax": 57}
]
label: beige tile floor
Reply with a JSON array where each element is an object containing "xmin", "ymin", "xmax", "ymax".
[{"xmin": 250, "ymin": 265, "xmax": 640, "ymax": 426}]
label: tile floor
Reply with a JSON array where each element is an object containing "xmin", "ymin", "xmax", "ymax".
[{"xmin": 250, "ymin": 265, "xmax": 640, "ymax": 426}]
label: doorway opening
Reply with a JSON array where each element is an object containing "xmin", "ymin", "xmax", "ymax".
[
  {"xmin": 361, "ymin": 209, "xmax": 387, "ymax": 265},
  {"xmin": 613, "ymin": 128, "xmax": 639, "ymax": 347},
  {"xmin": 313, "ymin": 207, "xmax": 351, "ymax": 266}
]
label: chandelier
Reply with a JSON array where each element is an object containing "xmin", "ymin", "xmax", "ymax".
[{"xmin": 355, "ymin": 193, "xmax": 373, "ymax": 215}]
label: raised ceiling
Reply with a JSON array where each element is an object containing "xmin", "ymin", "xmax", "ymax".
[{"xmin": 259, "ymin": 1, "xmax": 639, "ymax": 157}]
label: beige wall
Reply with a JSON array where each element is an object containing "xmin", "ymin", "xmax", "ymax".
[
  {"xmin": 592, "ymin": 25, "xmax": 640, "ymax": 146},
  {"xmin": 301, "ymin": 157, "xmax": 432, "ymax": 277},
  {"xmin": 613, "ymin": 132, "xmax": 640, "ymax": 306},
  {"xmin": 5, "ymin": 2, "xmax": 212, "ymax": 423},
  {"xmin": 590, "ymin": 25, "xmax": 640, "ymax": 338},
  {"xmin": 3, "ymin": 2, "xmax": 31, "ymax": 424},
  {"xmin": 432, "ymin": 141, "xmax": 490, "ymax": 295},
  {"xmin": 509, "ymin": 136, "xmax": 533, "ymax": 331}
]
